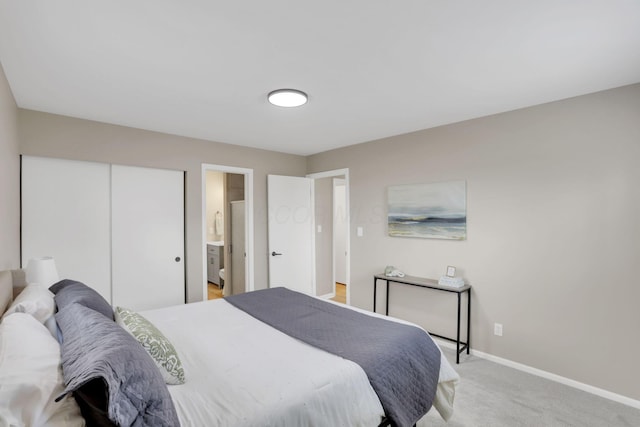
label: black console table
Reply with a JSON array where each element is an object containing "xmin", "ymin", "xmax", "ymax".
[{"xmin": 373, "ymin": 274, "xmax": 471, "ymax": 364}]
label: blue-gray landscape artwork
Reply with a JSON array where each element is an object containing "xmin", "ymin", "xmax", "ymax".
[{"xmin": 388, "ymin": 180, "xmax": 466, "ymax": 240}]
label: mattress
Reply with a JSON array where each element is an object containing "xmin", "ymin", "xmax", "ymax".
[{"xmin": 141, "ymin": 297, "xmax": 459, "ymax": 426}]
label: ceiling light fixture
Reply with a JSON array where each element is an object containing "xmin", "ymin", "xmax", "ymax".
[{"xmin": 268, "ymin": 89, "xmax": 308, "ymax": 107}]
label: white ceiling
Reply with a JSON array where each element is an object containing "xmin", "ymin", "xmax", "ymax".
[{"xmin": 1, "ymin": 1, "xmax": 639, "ymax": 156}]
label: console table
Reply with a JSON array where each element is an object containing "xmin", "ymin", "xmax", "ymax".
[{"xmin": 373, "ymin": 274, "xmax": 471, "ymax": 364}]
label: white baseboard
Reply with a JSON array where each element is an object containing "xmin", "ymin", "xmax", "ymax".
[
  {"xmin": 318, "ymin": 292, "xmax": 335, "ymax": 299},
  {"xmin": 433, "ymin": 339, "xmax": 640, "ymax": 410}
]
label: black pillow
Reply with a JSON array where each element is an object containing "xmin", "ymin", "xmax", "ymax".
[
  {"xmin": 73, "ymin": 378, "xmax": 117, "ymax": 427},
  {"xmin": 50, "ymin": 279, "xmax": 114, "ymax": 320}
]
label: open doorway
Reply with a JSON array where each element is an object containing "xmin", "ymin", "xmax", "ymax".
[
  {"xmin": 307, "ymin": 169, "xmax": 350, "ymax": 305},
  {"xmin": 201, "ymin": 164, "xmax": 254, "ymax": 301},
  {"xmin": 332, "ymin": 178, "xmax": 348, "ymax": 303}
]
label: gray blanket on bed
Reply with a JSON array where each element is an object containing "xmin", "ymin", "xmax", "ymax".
[
  {"xmin": 226, "ymin": 287, "xmax": 441, "ymax": 427},
  {"xmin": 55, "ymin": 303, "xmax": 179, "ymax": 426}
]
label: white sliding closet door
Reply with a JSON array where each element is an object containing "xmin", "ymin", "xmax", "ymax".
[
  {"xmin": 111, "ymin": 165, "xmax": 185, "ymax": 311},
  {"xmin": 21, "ymin": 156, "xmax": 112, "ymax": 301}
]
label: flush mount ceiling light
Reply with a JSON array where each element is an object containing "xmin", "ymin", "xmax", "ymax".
[{"xmin": 268, "ymin": 89, "xmax": 308, "ymax": 107}]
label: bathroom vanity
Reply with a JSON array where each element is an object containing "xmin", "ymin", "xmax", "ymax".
[{"xmin": 207, "ymin": 241, "xmax": 224, "ymax": 285}]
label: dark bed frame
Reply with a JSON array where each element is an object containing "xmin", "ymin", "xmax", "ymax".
[{"xmin": 378, "ymin": 417, "xmax": 416, "ymax": 427}]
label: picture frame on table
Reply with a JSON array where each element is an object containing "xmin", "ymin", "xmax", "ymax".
[{"xmin": 446, "ymin": 266, "xmax": 456, "ymax": 277}]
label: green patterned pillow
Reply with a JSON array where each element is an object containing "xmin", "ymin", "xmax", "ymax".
[{"xmin": 115, "ymin": 306, "xmax": 185, "ymax": 385}]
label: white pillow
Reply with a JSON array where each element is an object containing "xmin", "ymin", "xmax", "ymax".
[
  {"xmin": 0, "ymin": 313, "xmax": 84, "ymax": 427},
  {"xmin": 2, "ymin": 284, "xmax": 55, "ymax": 323}
]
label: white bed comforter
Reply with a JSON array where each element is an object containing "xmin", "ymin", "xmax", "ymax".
[{"xmin": 141, "ymin": 298, "xmax": 459, "ymax": 427}]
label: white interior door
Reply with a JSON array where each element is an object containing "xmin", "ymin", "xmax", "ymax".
[
  {"xmin": 111, "ymin": 165, "xmax": 185, "ymax": 311},
  {"xmin": 333, "ymin": 179, "xmax": 347, "ymax": 285},
  {"xmin": 230, "ymin": 200, "xmax": 246, "ymax": 295},
  {"xmin": 267, "ymin": 175, "xmax": 314, "ymax": 294},
  {"xmin": 21, "ymin": 156, "xmax": 112, "ymax": 301}
]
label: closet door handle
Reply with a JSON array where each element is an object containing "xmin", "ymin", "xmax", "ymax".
[{"xmin": 271, "ymin": 251, "xmax": 282, "ymax": 257}]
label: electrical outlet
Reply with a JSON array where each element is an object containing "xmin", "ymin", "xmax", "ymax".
[{"xmin": 494, "ymin": 323, "xmax": 503, "ymax": 336}]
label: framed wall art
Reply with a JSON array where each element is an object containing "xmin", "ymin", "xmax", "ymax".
[{"xmin": 387, "ymin": 180, "xmax": 466, "ymax": 240}]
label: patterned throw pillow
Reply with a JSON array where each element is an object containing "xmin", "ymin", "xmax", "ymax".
[{"xmin": 115, "ymin": 306, "xmax": 185, "ymax": 385}]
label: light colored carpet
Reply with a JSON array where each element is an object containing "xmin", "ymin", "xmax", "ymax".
[{"xmin": 419, "ymin": 348, "xmax": 640, "ymax": 427}]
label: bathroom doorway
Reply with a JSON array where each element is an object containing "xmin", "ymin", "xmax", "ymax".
[{"xmin": 202, "ymin": 164, "xmax": 254, "ymax": 301}]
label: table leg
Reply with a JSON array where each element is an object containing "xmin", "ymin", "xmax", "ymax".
[
  {"xmin": 373, "ymin": 278, "xmax": 377, "ymax": 313},
  {"xmin": 385, "ymin": 279, "xmax": 390, "ymax": 316},
  {"xmin": 467, "ymin": 289, "xmax": 471, "ymax": 355},
  {"xmin": 456, "ymin": 292, "xmax": 461, "ymax": 364}
]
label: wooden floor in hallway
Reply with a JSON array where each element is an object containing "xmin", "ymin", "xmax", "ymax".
[
  {"xmin": 208, "ymin": 282, "xmax": 223, "ymax": 300},
  {"xmin": 330, "ymin": 282, "xmax": 346, "ymax": 304}
]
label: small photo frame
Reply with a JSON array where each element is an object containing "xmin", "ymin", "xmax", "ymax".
[{"xmin": 446, "ymin": 266, "xmax": 456, "ymax": 277}]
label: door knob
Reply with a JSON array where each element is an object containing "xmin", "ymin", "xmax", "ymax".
[
  {"xmin": 271, "ymin": 251, "xmax": 282, "ymax": 256},
  {"xmin": 175, "ymin": 256, "xmax": 181, "ymax": 262}
]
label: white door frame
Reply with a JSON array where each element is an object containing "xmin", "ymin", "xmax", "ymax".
[
  {"xmin": 201, "ymin": 164, "xmax": 254, "ymax": 301},
  {"xmin": 306, "ymin": 168, "xmax": 350, "ymax": 305}
]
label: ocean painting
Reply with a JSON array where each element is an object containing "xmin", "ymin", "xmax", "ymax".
[{"xmin": 388, "ymin": 180, "xmax": 466, "ymax": 240}]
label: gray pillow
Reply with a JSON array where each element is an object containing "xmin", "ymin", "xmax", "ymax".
[
  {"xmin": 56, "ymin": 303, "xmax": 179, "ymax": 427},
  {"xmin": 50, "ymin": 279, "xmax": 113, "ymax": 320}
]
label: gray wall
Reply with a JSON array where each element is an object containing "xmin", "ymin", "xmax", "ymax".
[
  {"xmin": 308, "ymin": 83, "xmax": 640, "ymax": 401},
  {"xmin": 0, "ymin": 63, "xmax": 20, "ymax": 270},
  {"xmin": 18, "ymin": 110, "xmax": 307, "ymax": 302},
  {"xmin": 227, "ymin": 173, "xmax": 245, "ymax": 202}
]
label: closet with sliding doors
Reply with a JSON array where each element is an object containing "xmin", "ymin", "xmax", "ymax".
[{"xmin": 21, "ymin": 156, "xmax": 185, "ymax": 311}]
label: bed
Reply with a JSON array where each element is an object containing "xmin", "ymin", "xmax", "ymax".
[{"xmin": 0, "ymin": 270, "xmax": 459, "ymax": 427}]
